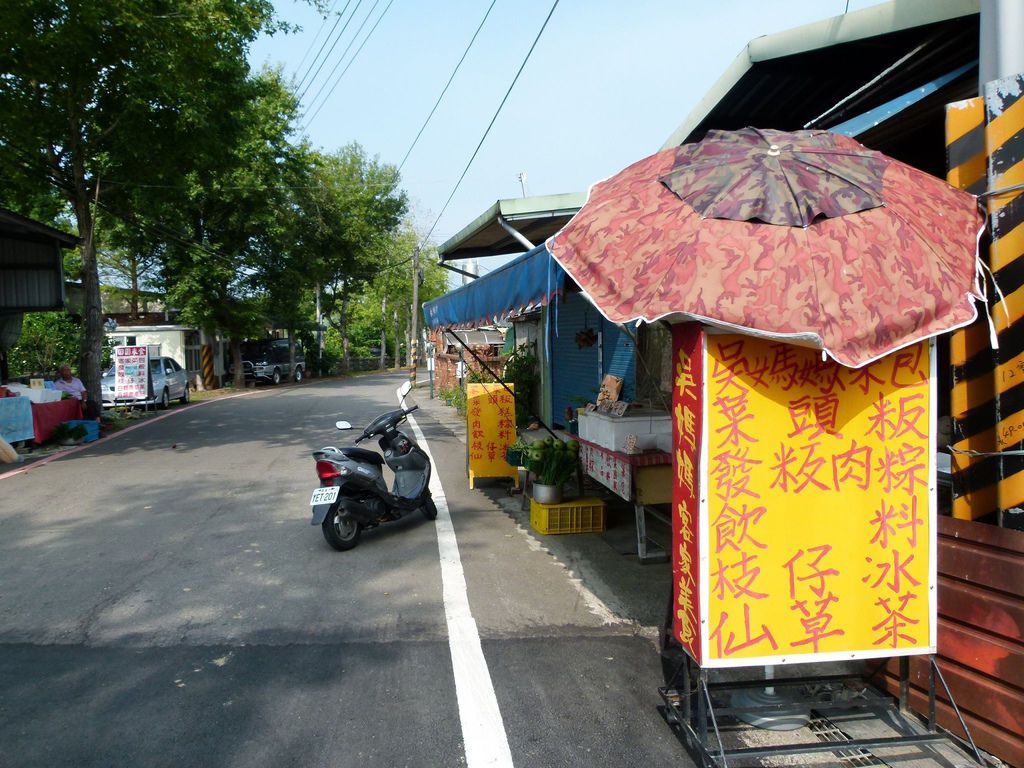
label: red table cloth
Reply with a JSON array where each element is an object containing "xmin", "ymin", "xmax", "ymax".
[{"xmin": 32, "ymin": 398, "xmax": 83, "ymax": 444}]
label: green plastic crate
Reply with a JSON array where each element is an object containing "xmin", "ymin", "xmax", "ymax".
[{"xmin": 530, "ymin": 497, "xmax": 606, "ymax": 535}]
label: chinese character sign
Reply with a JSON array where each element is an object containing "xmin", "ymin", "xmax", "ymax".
[
  {"xmin": 467, "ymin": 383, "xmax": 518, "ymax": 489},
  {"xmin": 671, "ymin": 324, "xmax": 704, "ymax": 661},
  {"xmin": 114, "ymin": 346, "xmax": 150, "ymax": 400},
  {"xmin": 670, "ymin": 327, "xmax": 936, "ymax": 668}
]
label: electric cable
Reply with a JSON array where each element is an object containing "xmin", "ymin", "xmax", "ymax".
[
  {"xmin": 293, "ymin": 0, "xmax": 345, "ymax": 77},
  {"xmin": 420, "ymin": 0, "xmax": 561, "ymax": 248},
  {"xmin": 297, "ymin": 0, "xmax": 363, "ymax": 102},
  {"xmin": 302, "ymin": 0, "xmax": 394, "ymax": 126},
  {"xmin": 397, "ymin": 0, "xmax": 498, "ymax": 173}
]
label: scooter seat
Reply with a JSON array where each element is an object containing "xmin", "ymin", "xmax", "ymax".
[{"xmin": 341, "ymin": 446, "xmax": 385, "ymax": 466}]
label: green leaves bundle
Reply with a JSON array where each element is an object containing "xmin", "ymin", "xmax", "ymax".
[{"xmin": 526, "ymin": 438, "xmax": 580, "ymax": 487}]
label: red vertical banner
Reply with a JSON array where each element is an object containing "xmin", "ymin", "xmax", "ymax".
[{"xmin": 671, "ymin": 323, "xmax": 704, "ymax": 660}]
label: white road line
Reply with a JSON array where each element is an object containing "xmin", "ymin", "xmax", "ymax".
[{"xmin": 401, "ymin": 388, "xmax": 515, "ymax": 768}]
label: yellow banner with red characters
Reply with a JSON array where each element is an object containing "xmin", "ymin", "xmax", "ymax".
[
  {"xmin": 467, "ymin": 383, "xmax": 518, "ymax": 489},
  {"xmin": 672, "ymin": 328, "xmax": 936, "ymax": 667}
]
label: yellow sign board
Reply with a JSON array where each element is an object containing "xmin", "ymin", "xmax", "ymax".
[
  {"xmin": 673, "ymin": 327, "xmax": 936, "ymax": 667},
  {"xmin": 467, "ymin": 383, "xmax": 518, "ymax": 489}
]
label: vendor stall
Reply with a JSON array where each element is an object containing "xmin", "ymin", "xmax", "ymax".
[
  {"xmin": 575, "ymin": 405, "xmax": 673, "ymax": 560},
  {"xmin": 576, "ymin": 435, "xmax": 671, "ymax": 561},
  {"xmin": 31, "ymin": 398, "xmax": 82, "ymax": 443},
  {"xmin": 547, "ymin": 127, "xmax": 987, "ymax": 764}
]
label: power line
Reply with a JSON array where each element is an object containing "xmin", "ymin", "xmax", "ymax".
[
  {"xmin": 301, "ymin": 0, "xmax": 378, "ymax": 113},
  {"xmin": 420, "ymin": 0, "xmax": 561, "ymax": 248},
  {"xmin": 398, "ymin": 0, "xmax": 497, "ymax": 173},
  {"xmin": 303, "ymin": 0, "xmax": 394, "ymax": 126},
  {"xmin": 296, "ymin": 0, "xmax": 362, "ymax": 102},
  {"xmin": 293, "ymin": 0, "xmax": 345, "ymax": 77}
]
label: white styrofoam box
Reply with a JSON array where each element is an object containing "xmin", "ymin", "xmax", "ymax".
[
  {"xmin": 578, "ymin": 408, "xmax": 672, "ymax": 452},
  {"xmin": 6, "ymin": 385, "xmax": 63, "ymax": 403},
  {"xmin": 655, "ymin": 432, "xmax": 673, "ymax": 453},
  {"xmin": 635, "ymin": 433, "xmax": 660, "ymax": 450}
]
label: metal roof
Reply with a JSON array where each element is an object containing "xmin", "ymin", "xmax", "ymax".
[
  {"xmin": 440, "ymin": 329, "xmax": 505, "ymax": 349},
  {"xmin": 0, "ymin": 208, "xmax": 79, "ymax": 247},
  {"xmin": 0, "ymin": 208, "xmax": 79, "ymax": 312},
  {"xmin": 438, "ymin": 192, "xmax": 587, "ymax": 261},
  {"xmin": 660, "ymin": 0, "xmax": 980, "ymax": 177}
]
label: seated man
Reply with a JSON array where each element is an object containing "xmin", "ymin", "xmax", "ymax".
[{"xmin": 53, "ymin": 365, "xmax": 86, "ymax": 400}]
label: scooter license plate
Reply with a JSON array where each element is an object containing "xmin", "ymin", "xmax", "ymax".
[{"xmin": 309, "ymin": 486, "xmax": 340, "ymax": 506}]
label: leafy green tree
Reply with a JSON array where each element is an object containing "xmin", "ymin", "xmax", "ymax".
[
  {"xmin": 138, "ymin": 69, "xmax": 302, "ymax": 387},
  {"xmin": 347, "ymin": 225, "xmax": 447, "ymax": 366},
  {"xmin": 7, "ymin": 312, "xmax": 81, "ymax": 378},
  {"xmin": 0, "ymin": 0, "xmax": 282, "ymax": 398},
  {"xmin": 292, "ymin": 145, "xmax": 407, "ymax": 371},
  {"xmin": 97, "ymin": 244, "xmax": 161, "ymax": 316}
]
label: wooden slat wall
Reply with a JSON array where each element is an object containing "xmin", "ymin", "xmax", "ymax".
[{"xmin": 874, "ymin": 517, "xmax": 1024, "ymax": 767}]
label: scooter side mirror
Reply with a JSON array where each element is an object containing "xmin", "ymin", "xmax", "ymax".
[
  {"xmin": 335, "ymin": 420, "xmax": 352, "ymax": 430},
  {"xmin": 398, "ymin": 380, "xmax": 412, "ymax": 398}
]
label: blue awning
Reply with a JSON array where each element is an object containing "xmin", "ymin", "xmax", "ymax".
[{"xmin": 424, "ymin": 244, "xmax": 566, "ymax": 330}]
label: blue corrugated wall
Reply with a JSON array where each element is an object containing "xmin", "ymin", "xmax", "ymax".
[{"xmin": 550, "ymin": 292, "xmax": 635, "ymax": 427}]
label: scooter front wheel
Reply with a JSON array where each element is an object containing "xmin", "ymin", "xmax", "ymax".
[
  {"xmin": 322, "ymin": 511, "xmax": 362, "ymax": 551},
  {"xmin": 421, "ymin": 497, "xmax": 438, "ymax": 521}
]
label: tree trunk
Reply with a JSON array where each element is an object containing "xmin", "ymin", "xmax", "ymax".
[
  {"xmin": 339, "ymin": 281, "xmax": 351, "ymax": 373},
  {"xmin": 379, "ymin": 295, "xmax": 386, "ymax": 370},
  {"xmin": 287, "ymin": 331, "xmax": 295, "ymax": 381},
  {"xmin": 230, "ymin": 337, "xmax": 245, "ymax": 388},
  {"xmin": 72, "ymin": 160, "xmax": 102, "ymax": 409},
  {"xmin": 393, "ymin": 308, "xmax": 399, "ymax": 372},
  {"xmin": 406, "ymin": 307, "xmax": 412, "ymax": 367},
  {"xmin": 130, "ymin": 255, "xmax": 140, "ymax": 316}
]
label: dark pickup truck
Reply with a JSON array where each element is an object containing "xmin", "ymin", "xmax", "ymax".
[{"xmin": 230, "ymin": 339, "xmax": 305, "ymax": 384}]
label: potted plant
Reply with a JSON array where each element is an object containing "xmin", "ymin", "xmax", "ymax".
[
  {"xmin": 526, "ymin": 437, "xmax": 580, "ymax": 505},
  {"xmin": 51, "ymin": 422, "xmax": 87, "ymax": 446}
]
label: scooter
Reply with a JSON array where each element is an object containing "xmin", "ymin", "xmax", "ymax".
[{"xmin": 309, "ymin": 382, "xmax": 436, "ymax": 551}]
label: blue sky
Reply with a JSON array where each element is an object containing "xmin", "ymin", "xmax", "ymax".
[{"xmin": 250, "ymin": 0, "xmax": 884, "ymax": 268}]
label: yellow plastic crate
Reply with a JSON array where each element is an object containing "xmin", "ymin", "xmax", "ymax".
[{"xmin": 530, "ymin": 497, "xmax": 606, "ymax": 535}]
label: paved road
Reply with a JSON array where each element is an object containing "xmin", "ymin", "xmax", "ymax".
[{"xmin": 0, "ymin": 373, "xmax": 683, "ymax": 767}]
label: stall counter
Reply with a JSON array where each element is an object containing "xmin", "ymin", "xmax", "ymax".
[
  {"xmin": 31, "ymin": 398, "xmax": 83, "ymax": 443},
  {"xmin": 576, "ymin": 435, "xmax": 672, "ymax": 561}
]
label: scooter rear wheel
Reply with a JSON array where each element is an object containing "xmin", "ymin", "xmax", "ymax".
[
  {"xmin": 421, "ymin": 497, "xmax": 438, "ymax": 521},
  {"xmin": 322, "ymin": 511, "xmax": 362, "ymax": 551}
]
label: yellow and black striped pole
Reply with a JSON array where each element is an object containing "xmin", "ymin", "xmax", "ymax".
[
  {"xmin": 985, "ymin": 73, "xmax": 1024, "ymax": 529},
  {"xmin": 201, "ymin": 344, "xmax": 216, "ymax": 390},
  {"xmin": 947, "ymin": 97, "xmax": 1000, "ymax": 521}
]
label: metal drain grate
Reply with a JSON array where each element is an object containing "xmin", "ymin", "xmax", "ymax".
[{"xmin": 807, "ymin": 715, "xmax": 891, "ymax": 767}]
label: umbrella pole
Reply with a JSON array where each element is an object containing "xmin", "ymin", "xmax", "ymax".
[{"xmin": 446, "ymin": 329, "xmax": 559, "ymax": 440}]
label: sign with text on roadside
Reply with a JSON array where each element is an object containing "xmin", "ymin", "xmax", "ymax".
[
  {"xmin": 672, "ymin": 325, "xmax": 936, "ymax": 668},
  {"xmin": 115, "ymin": 346, "xmax": 150, "ymax": 401},
  {"xmin": 467, "ymin": 383, "xmax": 518, "ymax": 489}
]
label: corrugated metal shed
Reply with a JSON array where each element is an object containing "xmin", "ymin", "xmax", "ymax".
[
  {"xmin": 0, "ymin": 208, "xmax": 79, "ymax": 312},
  {"xmin": 438, "ymin": 193, "xmax": 587, "ymax": 261},
  {"xmin": 551, "ymin": 292, "xmax": 635, "ymax": 427},
  {"xmin": 661, "ymin": 0, "xmax": 980, "ymax": 178}
]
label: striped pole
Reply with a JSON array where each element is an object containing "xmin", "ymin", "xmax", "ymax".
[
  {"xmin": 201, "ymin": 344, "xmax": 216, "ymax": 390},
  {"xmin": 947, "ymin": 97, "xmax": 999, "ymax": 520},
  {"xmin": 985, "ymin": 73, "xmax": 1024, "ymax": 529}
]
